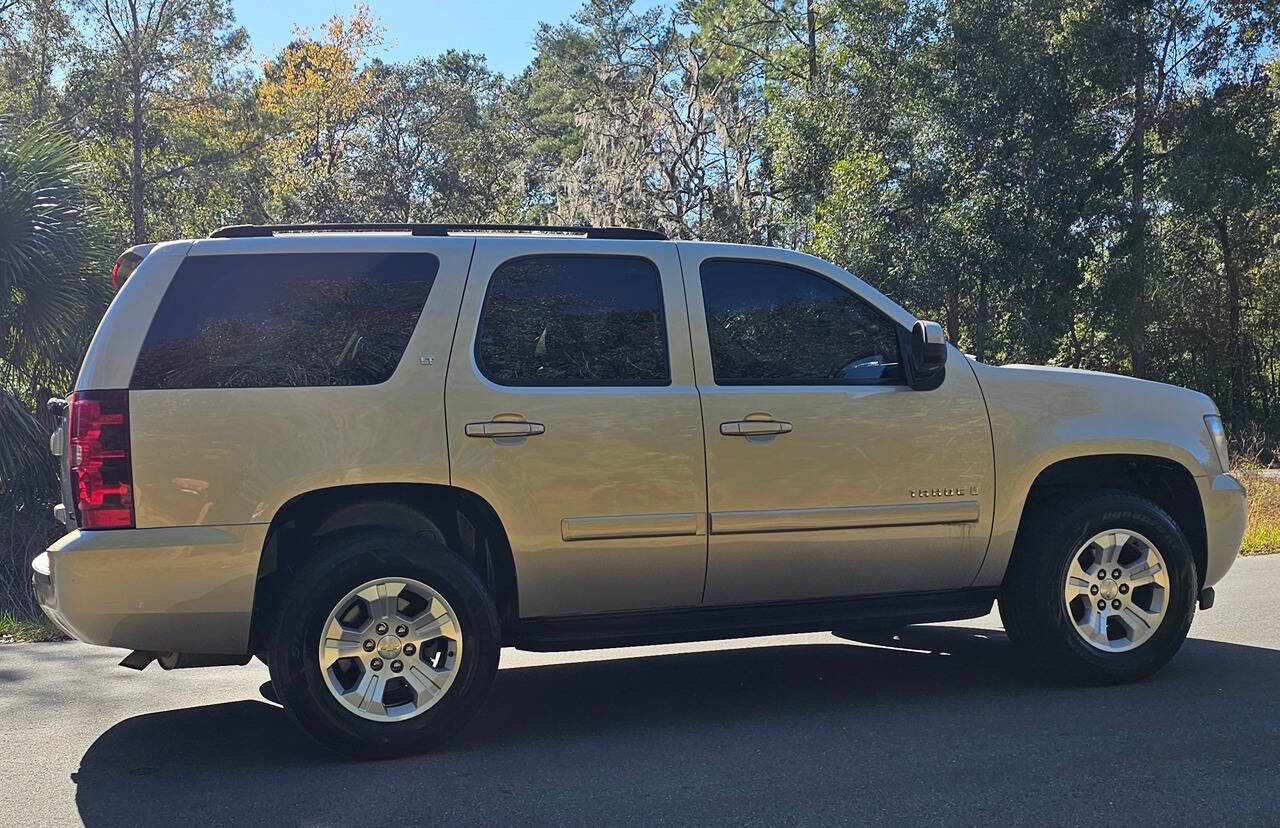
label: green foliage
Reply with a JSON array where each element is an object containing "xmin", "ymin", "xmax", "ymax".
[
  {"xmin": 0, "ymin": 610, "xmax": 67, "ymax": 642},
  {"xmin": 0, "ymin": 122, "xmax": 110, "ymax": 509},
  {"xmin": 65, "ymin": 0, "xmax": 258, "ymax": 242}
]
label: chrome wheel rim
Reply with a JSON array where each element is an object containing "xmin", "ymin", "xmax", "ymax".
[
  {"xmin": 1064, "ymin": 529, "xmax": 1170, "ymax": 653},
  {"xmin": 318, "ymin": 577, "xmax": 463, "ymax": 722}
]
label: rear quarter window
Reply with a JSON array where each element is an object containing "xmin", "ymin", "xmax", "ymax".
[{"xmin": 131, "ymin": 252, "xmax": 438, "ymax": 389}]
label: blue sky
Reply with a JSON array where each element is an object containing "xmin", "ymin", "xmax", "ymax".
[{"xmin": 232, "ymin": 0, "xmax": 598, "ymax": 76}]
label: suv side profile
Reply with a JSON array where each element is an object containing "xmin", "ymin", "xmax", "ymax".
[{"xmin": 34, "ymin": 223, "xmax": 1247, "ymax": 757}]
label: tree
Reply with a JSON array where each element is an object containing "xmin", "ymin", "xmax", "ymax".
[
  {"xmin": 67, "ymin": 0, "xmax": 255, "ymax": 243},
  {"xmin": 1112, "ymin": 0, "xmax": 1280, "ymax": 376},
  {"xmin": 256, "ymin": 7, "xmax": 382, "ymax": 222},
  {"xmin": 0, "ymin": 0, "xmax": 76, "ymax": 121},
  {"xmin": 357, "ymin": 52, "xmax": 525, "ymax": 222},
  {"xmin": 1157, "ymin": 76, "xmax": 1280, "ymax": 422}
]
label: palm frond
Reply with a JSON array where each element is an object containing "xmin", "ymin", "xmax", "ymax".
[
  {"xmin": 0, "ymin": 120, "xmax": 111, "ymax": 510},
  {"xmin": 0, "ymin": 388, "xmax": 58, "ymax": 508}
]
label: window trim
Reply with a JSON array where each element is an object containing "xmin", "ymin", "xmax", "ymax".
[
  {"xmin": 473, "ymin": 253, "xmax": 673, "ymax": 389},
  {"xmin": 129, "ymin": 251, "xmax": 440, "ymax": 391},
  {"xmin": 698, "ymin": 257, "xmax": 909, "ymax": 388}
]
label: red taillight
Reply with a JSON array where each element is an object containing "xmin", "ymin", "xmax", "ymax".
[
  {"xmin": 111, "ymin": 251, "xmax": 144, "ymax": 290},
  {"xmin": 68, "ymin": 390, "xmax": 134, "ymax": 529}
]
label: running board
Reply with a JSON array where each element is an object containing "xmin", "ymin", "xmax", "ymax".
[{"xmin": 513, "ymin": 588, "xmax": 997, "ymax": 652}]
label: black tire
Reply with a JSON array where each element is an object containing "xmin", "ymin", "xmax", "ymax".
[
  {"xmin": 998, "ymin": 490, "xmax": 1197, "ymax": 685},
  {"xmin": 267, "ymin": 529, "xmax": 501, "ymax": 758}
]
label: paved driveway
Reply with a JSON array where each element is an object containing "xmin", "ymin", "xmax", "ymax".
[{"xmin": 3, "ymin": 556, "xmax": 1279, "ymax": 827}]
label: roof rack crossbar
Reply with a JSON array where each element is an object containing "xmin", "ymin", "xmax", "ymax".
[{"xmin": 208, "ymin": 223, "xmax": 667, "ymax": 241}]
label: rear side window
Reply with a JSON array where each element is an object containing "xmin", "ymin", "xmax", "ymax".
[
  {"xmin": 476, "ymin": 255, "xmax": 669, "ymax": 386},
  {"xmin": 700, "ymin": 259, "xmax": 904, "ymax": 385},
  {"xmin": 131, "ymin": 252, "xmax": 438, "ymax": 389}
]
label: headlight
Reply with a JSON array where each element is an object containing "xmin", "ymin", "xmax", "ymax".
[{"xmin": 1204, "ymin": 414, "xmax": 1230, "ymax": 472}]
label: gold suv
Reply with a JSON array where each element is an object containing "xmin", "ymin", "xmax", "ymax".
[{"xmin": 34, "ymin": 223, "xmax": 1247, "ymax": 757}]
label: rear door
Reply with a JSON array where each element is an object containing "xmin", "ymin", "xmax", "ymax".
[{"xmin": 445, "ymin": 238, "xmax": 708, "ymax": 618}]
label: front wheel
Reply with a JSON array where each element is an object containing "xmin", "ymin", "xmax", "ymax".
[
  {"xmin": 267, "ymin": 529, "xmax": 501, "ymax": 758},
  {"xmin": 999, "ymin": 490, "xmax": 1198, "ymax": 684}
]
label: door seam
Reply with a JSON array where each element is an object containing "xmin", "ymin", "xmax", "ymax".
[
  {"xmin": 443, "ymin": 238, "xmax": 479, "ymax": 487},
  {"xmin": 674, "ymin": 242, "xmax": 713, "ymax": 605}
]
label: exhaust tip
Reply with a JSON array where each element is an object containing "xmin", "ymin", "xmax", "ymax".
[{"xmin": 118, "ymin": 650, "xmax": 158, "ymax": 671}]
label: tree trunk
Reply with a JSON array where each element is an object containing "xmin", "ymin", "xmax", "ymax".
[
  {"xmin": 974, "ymin": 273, "xmax": 989, "ymax": 362},
  {"xmin": 1128, "ymin": 11, "xmax": 1148, "ymax": 377},
  {"xmin": 806, "ymin": 1, "xmax": 818, "ymax": 90},
  {"xmin": 945, "ymin": 287, "xmax": 961, "ymax": 346},
  {"xmin": 1216, "ymin": 216, "xmax": 1245, "ymax": 422},
  {"xmin": 130, "ymin": 62, "xmax": 145, "ymax": 243}
]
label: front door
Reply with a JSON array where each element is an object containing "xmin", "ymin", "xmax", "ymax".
[
  {"xmin": 679, "ymin": 245, "xmax": 995, "ymax": 605},
  {"xmin": 446, "ymin": 238, "xmax": 708, "ymax": 618}
]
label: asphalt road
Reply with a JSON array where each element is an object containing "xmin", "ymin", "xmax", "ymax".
[{"xmin": 3, "ymin": 556, "xmax": 1279, "ymax": 827}]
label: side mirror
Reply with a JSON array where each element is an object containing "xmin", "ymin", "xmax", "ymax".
[{"xmin": 910, "ymin": 320, "xmax": 947, "ymax": 385}]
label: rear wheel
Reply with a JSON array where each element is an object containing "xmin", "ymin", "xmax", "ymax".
[
  {"xmin": 267, "ymin": 529, "xmax": 500, "ymax": 758},
  {"xmin": 999, "ymin": 490, "xmax": 1197, "ymax": 684}
]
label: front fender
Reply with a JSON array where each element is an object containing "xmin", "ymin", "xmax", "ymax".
[{"xmin": 968, "ymin": 361, "xmax": 1218, "ymax": 587}]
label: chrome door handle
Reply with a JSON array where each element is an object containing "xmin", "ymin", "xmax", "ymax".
[
  {"xmin": 720, "ymin": 420, "xmax": 792, "ymax": 436},
  {"xmin": 464, "ymin": 421, "xmax": 546, "ymax": 438}
]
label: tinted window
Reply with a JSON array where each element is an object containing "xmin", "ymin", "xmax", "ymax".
[
  {"xmin": 700, "ymin": 259, "xmax": 903, "ymax": 385},
  {"xmin": 476, "ymin": 255, "xmax": 669, "ymax": 386},
  {"xmin": 132, "ymin": 252, "xmax": 437, "ymax": 389}
]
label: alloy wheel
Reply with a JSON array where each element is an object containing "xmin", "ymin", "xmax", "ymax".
[
  {"xmin": 1063, "ymin": 529, "xmax": 1170, "ymax": 653},
  {"xmin": 318, "ymin": 577, "xmax": 463, "ymax": 722}
]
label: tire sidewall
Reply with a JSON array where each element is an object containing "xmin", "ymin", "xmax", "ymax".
[{"xmin": 269, "ymin": 531, "xmax": 500, "ymax": 757}]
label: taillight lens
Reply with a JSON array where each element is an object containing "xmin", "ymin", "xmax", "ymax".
[
  {"xmin": 68, "ymin": 390, "xmax": 134, "ymax": 529},
  {"xmin": 111, "ymin": 251, "xmax": 144, "ymax": 290}
]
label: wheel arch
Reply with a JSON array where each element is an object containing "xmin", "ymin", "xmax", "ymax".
[
  {"xmin": 1008, "ymin": 454, "xmax": 1207, "ymax": 586},
  {"xmin": 250, "ymin": 483, "xmax": 518, "ymax": 653}
]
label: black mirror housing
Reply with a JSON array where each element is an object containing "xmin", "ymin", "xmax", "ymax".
[{"xmin": 910, "ymin": 320, "xmax": 947, "ymax": 388}]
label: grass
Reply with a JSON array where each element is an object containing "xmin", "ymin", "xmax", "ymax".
[
  {"xmin": 0, "ymin": 611, "xmax": 67, "ymax": 643},
  {"xmin": 1238, "ymin": 467, "xmax": 1280, "ymax": 556}
]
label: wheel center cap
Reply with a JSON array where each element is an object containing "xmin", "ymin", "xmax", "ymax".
[
  {"xmin": 377, "ymin": 634, "xmax": 402, "ymax": 659},
  {"xmin": 1100, "ymin": 579, "xmax": 1119, "ymax": 600}
]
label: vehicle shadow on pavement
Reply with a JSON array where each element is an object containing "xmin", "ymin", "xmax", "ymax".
[{"xmin": 73, "ymin": 627, "xmax": 1280, "ymax": 826}]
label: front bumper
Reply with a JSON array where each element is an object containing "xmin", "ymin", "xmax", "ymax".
[
  {"xmin": 33, "ymin": 524, "xmax": 268, "ymax": 654},
  {"xmin": 1200, "ymin": 472, "xmax": 1248, "ymax": 587}
]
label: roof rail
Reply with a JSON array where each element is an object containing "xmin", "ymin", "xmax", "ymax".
[{"xmin": 208, "ymin": 223, "xmax": 668, "ymax": 241}]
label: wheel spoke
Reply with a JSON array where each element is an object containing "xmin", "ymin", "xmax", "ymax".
[
  {"xmin": 1127, "ymin": 561, "xmax": 1164, "ymax": 587},
  {"xmin": 1066, "ymin": 575, "xmax": 1094, "ymax": 598},
  {"xmin": 1093, "ymin": 608, "xmax": 1109, "ymax": 641},
  {"xmin": 413, "ymin": 611, "xmax": 457, "ymax": 641},
  {"xmin": 1100, "ymin": 532, "xmax": 1129, "ymax": 565},
  {"xmin": 405, "ymin": 665, "xmax": 442, "ymax": 699},
  {"xmin": 362, "ymin": 581, "xmax": 404, "ymax": 622},
  {"xmin": 321, "ymin": 627, "xmax": 366, "ymax": 667},
  {"xmin": 1122, "ymin": 605, "xmax": 1152, "ymax": 630},
  {"xmin": 357, "ymin": 674, "xmax": 384, "ymax": 715}
]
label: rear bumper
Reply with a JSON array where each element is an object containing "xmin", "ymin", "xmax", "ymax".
[
  {"xmin": 1201, "ymin": 473, "xmax": 1248, "ymax": 587},
  {"xmin": 33, "ymin": 524, "xmax": 268, "ymax": 655}
]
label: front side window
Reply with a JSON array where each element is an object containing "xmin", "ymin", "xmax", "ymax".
[
  {"xmin": 700, "ymin": 259, "xmax": 904, "ymax": 385},
  {"xmin": 476, "ymin": 255, "xmax": 669, "ymax": 386},
  {"xmin": 131, "ymin": 252, "xmax": 438, "ymax": 389}
]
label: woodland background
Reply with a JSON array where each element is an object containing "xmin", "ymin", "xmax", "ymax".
[{"xmin": 3, "ymin": 0, "xmax": 1279, "ymax": 623}]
